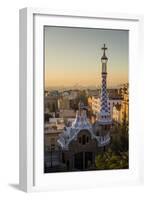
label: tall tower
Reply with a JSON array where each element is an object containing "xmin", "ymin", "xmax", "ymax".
[
  {"xmin": 99, "ymin": 44, "xmax": 111, "ymax": 124},
  {"xmin": 96, "ymin": 43, "xmax": 112, "ymax": 148}
]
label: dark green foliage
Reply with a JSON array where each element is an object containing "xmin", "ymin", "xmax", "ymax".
[
  {"xmin": 95, "ymin": 150, "xmax": 128, "ymax": 170},
  {"xmin": 95, "ymin": 123, "xmax": 129, "ymax": 170}
]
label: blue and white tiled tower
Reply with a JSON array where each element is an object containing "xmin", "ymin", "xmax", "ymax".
[{"xmin": 99, "ymin": 44, "xmax": 112, "ymax": 125}]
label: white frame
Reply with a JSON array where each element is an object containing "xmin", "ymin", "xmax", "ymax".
[{"xmin": 19, "ymin": 8, "xmax": 144, "ymax": 192}]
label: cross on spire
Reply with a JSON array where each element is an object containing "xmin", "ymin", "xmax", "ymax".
[
  {"xmin": 101, "ymin": 43, "xmax": 108, "ymax": 60},
  {"xmin": 101, "ymin": 43, "xmax": 107, "ymax": 53}
]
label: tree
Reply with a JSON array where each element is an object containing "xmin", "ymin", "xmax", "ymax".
[
  {"xmin": 95, "ymin": 130, "xmax": 129, "ymax": 170},
  {"xmin": 95, "ymin": 150, "xmax": 128, "ymax": 170}
]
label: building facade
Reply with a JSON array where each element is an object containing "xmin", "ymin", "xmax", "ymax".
[
  {"xmin": 112, "ymin": 84, "xmax": 129, "ymax": 125},
  {"xmin": 44, "ymin": 95, "xmax": 59, "ymax": 114}
]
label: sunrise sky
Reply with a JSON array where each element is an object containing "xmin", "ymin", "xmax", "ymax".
[{"xmin": 44, "ymin": 26, "xmax": 128, "ymax": 89}]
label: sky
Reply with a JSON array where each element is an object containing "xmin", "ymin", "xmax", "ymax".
[{"xmin": 44, "ymin": 26, "xmax": 128, "ymax": 89}]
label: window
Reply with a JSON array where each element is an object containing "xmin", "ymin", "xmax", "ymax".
[
  {"xmin": 51, "ymin": 144, "xmax": 55, "ymax": 151},
  {"xmin": 82, "ymin": 135, "xmax": 86, "ymax": 145},
  {"xmin": 86, "ymin": 136, "xmax": 89, "ymax": 143},
  {"xmin": 50, "ymin": 138, "xmax": 55, "ymax": 150},
  {"xmin": 79, "ymin": 137, "xmax": 82, "ymax": 144}
]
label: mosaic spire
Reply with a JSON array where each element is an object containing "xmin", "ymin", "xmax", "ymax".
[{"xmin": 99, "ymin": 44, "xmax": 111, "ymax": 124}]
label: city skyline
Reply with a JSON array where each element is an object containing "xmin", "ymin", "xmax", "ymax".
[{"xmin": 44, "ymin": 26, "xmax": 128, "ymax": 89}]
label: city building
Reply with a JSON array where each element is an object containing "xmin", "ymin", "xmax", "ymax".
[
  {"xmin": 86, "ymin": 89, "xmax": 100, "ymax": 97},
  {"xmin": 58, "ymin": 90, "xmax": 79, "ymax": 110},
  {"xmin": 44, "ymin": 118, "xmax": 65, "ymax": 171},
  {"xmin": 112, "ymin": 84, "xmax": 129, "ymax": 125},
  {"xmin": 44, "ymin": 95, "xmax": 59, "ymax": 114},
  {"xmin": 44, "ymin": 118, "xmax": 65, "ymax": 151},
  {"xmin": 112, "ymin": 103, "xmax": 122, "ymax": 123},
  {"xmin": 59, "ymin": 109, "xmax": 76, "ymax": 118},
  {"xmin": 57, "ymin": 90, "xmax": 80, "ymax": 118}
]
